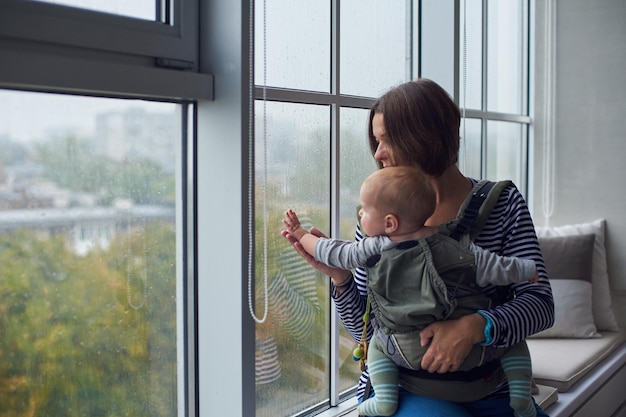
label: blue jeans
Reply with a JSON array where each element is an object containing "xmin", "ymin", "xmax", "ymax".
[{"xmin": 360, "ymin": 388, "xmax": 550, "ymax": 417}]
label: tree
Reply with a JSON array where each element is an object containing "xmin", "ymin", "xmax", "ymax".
[
  {"xmin": 34, "ymin": 136, "xmax": 175, "ymax": 205},
  {"xmin": 0, "ymin": 223, "xmax": 177, "ymax": 417}
]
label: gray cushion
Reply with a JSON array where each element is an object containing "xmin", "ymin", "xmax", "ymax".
[
  {"xmin": 530, "ymin": 233, "xmax": 599, "ymax": 338},
  {"xmin": 540, "ymin": 234, "xmax": 594, "ymax": 282}
]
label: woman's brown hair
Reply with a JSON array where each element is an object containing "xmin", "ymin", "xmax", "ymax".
[{"xmin": 368, "ymin": 79, "xmax": 461, "ymax": 177}]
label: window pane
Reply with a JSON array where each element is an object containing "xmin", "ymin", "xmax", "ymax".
[
  {"xmin": 339, "ymin": 108, "xmax": 377, "ymax": 240},
  {"xmin": 30, "ymin": 0, "xmax": 157, "ymax": 21},
  {"xmin": 459, "ymin": 118, "xmax": 482, "ymax": 179},
  {"xmin": 338, "ymin": 107, "xmax": 377, "ymax": 393},
  {"xmin": 487, "ymin": 1, "xmax": 525, "ymax": 113},
  {"xmin": 420, "ymin": 0, "xmax": 455, "ymax": 95},
  {"xmin": 255, "ymin": 1, "xmax": 330, "ymax": 92},
  {"xmin": 254, "ymin": 101, "xmax": 331, "ymax": 417},
  {"xmin": 459, "ymin": 0, "xmax": 483, "ymax": 110},
  {"xmin": 341, "ymin": 0, "xmax": 408, "ymax": 97},
  {"xmin": 0, "ymin": 90, "xmax": 182, "ymax": 416},
  {"xmin": 486, "ymin": 121, "xmax": 523, "ymax": 184}
]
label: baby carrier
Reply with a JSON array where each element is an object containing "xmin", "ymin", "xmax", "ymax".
[{"xmin": 364, "ymin": 179, "xmax": 516, "ymax": 402}]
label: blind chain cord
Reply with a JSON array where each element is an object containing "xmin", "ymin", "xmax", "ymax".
[{"xmin": 248, "ymin": 0, "xmax": 269, "ymax": 323}]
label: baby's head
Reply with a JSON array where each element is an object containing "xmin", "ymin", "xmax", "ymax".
[{"xmin": 360, "ymin": 166, "xmax": 436, "ymax": 232}]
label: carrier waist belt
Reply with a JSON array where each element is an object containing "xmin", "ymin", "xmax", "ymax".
[{"xmin": 398, "ymin": 359, "xmax": 500, "ymax": 382}]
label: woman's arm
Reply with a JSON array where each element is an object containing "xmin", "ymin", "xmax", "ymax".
[
  {"xmin": 474, "ymin": 185, "xmax": 554, "ymax": 346},
  {"xmin": 282, "ymin": 213, "xmax": 370, "ymax": 344},
  {"xmin": 418, "ymin": 183, "xmax": 554, "ymax": 373},
  {"xmin": 330, "ymin": 223, "xmax": 371, "ymax": 343}
]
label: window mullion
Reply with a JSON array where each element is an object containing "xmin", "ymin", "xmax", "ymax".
[{"xmin": 329, "ymin": 0, "xmax": 341, "ymax": 407}]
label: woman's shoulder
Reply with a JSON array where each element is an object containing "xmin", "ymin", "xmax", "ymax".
[{"xmin": 471, "ymin": 179, "xmax": 537, "ymax": 253}]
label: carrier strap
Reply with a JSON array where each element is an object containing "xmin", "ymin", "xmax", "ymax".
[{"xmin": 450, "ymin": 180, "xmax": 513, "ymax": 241}]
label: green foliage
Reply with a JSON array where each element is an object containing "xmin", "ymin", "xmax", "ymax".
[
  {"xmin": 103, "ymin": 159, "xmax": 175, "ymax": 205},
  {"xmin": 0, "ymin": 224, "xmax": 177, "ymax": 417},
  {"xmin": 33, "ymin": 136, "xmax": 175, "ymax": 205}
]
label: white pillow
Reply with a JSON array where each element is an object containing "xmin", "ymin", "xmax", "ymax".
[
  {"xmin": 530, "ymin": 279, "xmax": 600, "ymax": 338},
  {"xmin": 535, "ymin": 219, "xmax": 619, "ymax": 332}
]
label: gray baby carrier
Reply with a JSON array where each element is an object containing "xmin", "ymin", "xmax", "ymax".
[{"xmin": 365, "ymin": 180, "xmax": 516, "ymax": 402}]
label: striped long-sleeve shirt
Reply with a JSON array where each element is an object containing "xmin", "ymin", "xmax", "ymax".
[{"xmin": 332, "ymin": 180, "xmax": 555, "ymax": 401}]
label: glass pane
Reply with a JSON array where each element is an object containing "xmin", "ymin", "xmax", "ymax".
[
  {"xmin": 254, "ymin": 101, "xmax": 331, "ymax": 417},
  {"xmin": 341, "ymin": 0, "xmax": 408, "ymax": 97},
  {"xmin": 486, "ymin": 121, "xmax": 523, "ymax": 184},
  {"xmin": 459, "ymin": 118, "xmax": 482, "ymax": 179},
  {"xmin": 487, "ymin": 1, "xmax": 525, "ymax": 114},
  {"xmin": 0, "ymin": 90, "xmax": 182, "ymax": 416},
  {"xmin": 255, "ymin": 1, "xmax": 330, "ymax": 92},
  {"xmin": 338, "ymin": 107, "xmax": 377, "ymax": 393},
  {"xmin": 29, "ymin": 0, "xmax": 157, "ymax": 21},
  {"xmin": 339, "ymin": 108, "xmax": 377, "ymax": 240},
  {"xmin": 420, "ymin": 0, "xmax": 455, "ymax": 96},
  {"xmin": 459, "ymin": 0, "xmax": 483, "ymax": 110}
]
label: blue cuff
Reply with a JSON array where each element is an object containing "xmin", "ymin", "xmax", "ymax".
[{"xmin": 477, "ymin": 311, "xmax": 494, "ymax": 346}]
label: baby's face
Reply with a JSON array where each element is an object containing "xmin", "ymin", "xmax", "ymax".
[{"xmin": 358, "ymin": 188, "xmax": 386, "ymax": 237}]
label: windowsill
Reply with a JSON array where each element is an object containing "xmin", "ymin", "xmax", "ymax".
[{"xmin": 314, "ymin": 398, "xmax": 358, "ymax": 417}]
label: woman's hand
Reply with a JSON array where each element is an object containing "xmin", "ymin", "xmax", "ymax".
[
  {"xmin": 418, "ymin": 314, "xmax": 486, "ymax": 373},
  {"xmin": 281, "ymin": 226, "xmax": 351, "ymax": 283}
]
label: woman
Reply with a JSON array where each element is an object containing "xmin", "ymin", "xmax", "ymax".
[{"xmin": 283, "ymin": 78, "xmax": 554, "ymax": 416}]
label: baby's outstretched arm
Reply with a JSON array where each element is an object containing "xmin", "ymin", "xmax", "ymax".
[{"xmin": 282, "ymin": 209, "xmax": 319, "ymax": 257}]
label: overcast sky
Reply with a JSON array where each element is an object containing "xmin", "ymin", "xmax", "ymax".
[{"xmin": 0, "ymin": 90, "xmax": 170, "ymax": 144}]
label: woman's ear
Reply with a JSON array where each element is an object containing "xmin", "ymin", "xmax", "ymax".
[{"xmin": 384, "ymin": 214, "xmax": 399, "ymax": 234}]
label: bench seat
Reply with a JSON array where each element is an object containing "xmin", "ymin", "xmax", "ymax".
[{"xmin": 528, "ymin": 331, "xmax": 626, "ymax": 416}]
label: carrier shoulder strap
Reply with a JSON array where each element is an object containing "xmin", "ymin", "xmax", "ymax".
[{"xmin": 449, "ymin": 180, "xmax": 513, "ymax": 241}]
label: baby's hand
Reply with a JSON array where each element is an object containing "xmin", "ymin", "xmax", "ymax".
[
  {"xmin": 282, "ymin": 209, "xmax": 303, "ymax": 234},
  {"xmin": 529, "ymin": 269, "xmax": 539, "ymax": 283}
]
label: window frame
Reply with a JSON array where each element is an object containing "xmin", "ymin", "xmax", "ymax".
[
  {"xmin": 0, "ymin": 0, "xmax": 534, "ymax": 416},
  {"xmin": 0, "ymin": 0, "xmax": 204, "ymax": 415},
  {"xmin": 250, "ymin": 1, "xmax": 533, "ymax": 416},
  {"xmin": 0, "ymin": 0, "xmax": 212, "ymax": 100},
  {"xmin": 0, "ymin": 0, "xmax": 197, "ymax": 62}
]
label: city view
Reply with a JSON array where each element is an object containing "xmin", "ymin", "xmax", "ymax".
[
  {"xmin": 0, "ymin": 91, "xmax": 374, "ymax": 417},
  {"xmin": 0, "ymin": 91, "xmax": 181, "ymax": 417}
]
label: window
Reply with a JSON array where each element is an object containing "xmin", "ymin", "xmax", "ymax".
[
  {"xmin": 251, "ymin": 1, "xmax": 409, "ymax": 415},
  {"xmin": 0, "ymin": 0, "xmax": 200, "ymax": 415},
  {"xmin": 0, "ymin": 90, "xmax": 187, "ymax": 417},
  {"xmin": 0, "ymin": 0, "xmax": 210, "ymax": 99},
  {"xmin": 252, "ymin": 1, "xmax": 532, "ymax": 416},
  {"xmin": 458, "ymin": 0, "xmax": 531, "ymax": 190},
  {"xmin": 0, "ymin": 1, "xmax": 532, "ymax": 416},
  {"xmin": 0, "ymin": 0, "xmax": 195, "ymax": 57},
  {"xmin": 30, "ymin": 0, "xmax": 158, "ymax": 20}
]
